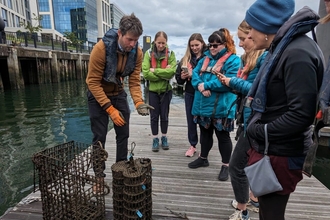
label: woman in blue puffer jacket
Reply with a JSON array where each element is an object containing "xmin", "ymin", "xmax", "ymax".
[{"xmin": 188, "ymin": 28, "xmax": 240, "ymax": 182}]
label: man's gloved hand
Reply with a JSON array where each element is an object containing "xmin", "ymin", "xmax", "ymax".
[
  {"xmin": 135, "ymin": 102, "xmax": 155, "ymax": 116},
  {"xmin": 106, "ymin": 105, "xmax": 126, "ymax": 126}
]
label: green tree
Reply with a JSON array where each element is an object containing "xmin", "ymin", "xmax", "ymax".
[
  {"xmin": 20, "ymin": 13, "xmax": 43, "ymax": 33},
  {"xmin": 63, "ymin": 31, "xmax": 84, "ymax": 47}
]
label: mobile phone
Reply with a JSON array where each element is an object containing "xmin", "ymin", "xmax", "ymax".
[
  {"xmin": 181, "ymin": 66, "xmax": 188, "ymax": 73},
  {"xmin": 217, "ymin": 72, "xmax": 225, "ymax": 78}
]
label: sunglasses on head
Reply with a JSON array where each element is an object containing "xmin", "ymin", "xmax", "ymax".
[{"xmin": 208, "ymin": 43, "xmax": 222, "ymax": 49}]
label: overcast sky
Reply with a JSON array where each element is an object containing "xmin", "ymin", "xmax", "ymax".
[{"xmin": 112, "ymin": 0, "xmax": 321, "ymax": 58}]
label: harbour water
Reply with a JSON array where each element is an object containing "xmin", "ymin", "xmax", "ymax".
[{"xmin": 0, "ymin": 79, "xmax": 329, "ymax": 217}]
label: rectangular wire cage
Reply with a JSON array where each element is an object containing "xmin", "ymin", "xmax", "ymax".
[{"xmin": 32, "ymin": 141, "xmax": 108, "ymax": 220}]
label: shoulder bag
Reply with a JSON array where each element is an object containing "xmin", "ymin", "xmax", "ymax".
[{"xmin": 244, "ymin": 124, "xmax": 283, "ymax": 197}]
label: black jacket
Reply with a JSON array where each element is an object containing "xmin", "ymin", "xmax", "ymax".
[
  {"xmin": 175, "ymin": 53, "xmax": 205, "ymax": 94},
  {"xmin": 247, "ymin": 7, "xmax": 324, "ymax": 157}
]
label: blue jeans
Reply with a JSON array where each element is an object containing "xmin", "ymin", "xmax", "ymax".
[
  {"xmin": 229, "ymin": 132, "xmax": 250, "ymax": 204},
  {"xmin": 87, "ymin": 90, "xmax": 130, "ymax": 177},
  {"xmin": 185, "ymin": 92, "xmax": 198, "ymax": 147}
]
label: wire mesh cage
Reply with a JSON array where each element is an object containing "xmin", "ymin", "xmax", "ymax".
[
  {"xmin": 32, "ymin": 141, "xmax": 109, "ymax": 220},
  {"xmin": 111, "ymin": 152, "xmax": 152, "ymax": 220}
]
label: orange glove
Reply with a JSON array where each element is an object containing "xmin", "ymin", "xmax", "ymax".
[
  {"xmin": 135, "ymin": 101, "xmax": 154, "ymax": 116},
  {"xmin": 106, "ymin": 105, "xmax": 126, "ymax": 126},
  {"xmin": 316, "ymin": 110, "xmax": 323, "ymax": 119}
]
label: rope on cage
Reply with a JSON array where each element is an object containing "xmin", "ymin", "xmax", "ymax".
[{"xmin": 128, "ymin": 142, "xmax": 136, "ymax": 168}]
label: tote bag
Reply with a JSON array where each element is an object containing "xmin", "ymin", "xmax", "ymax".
[{"xmin": 244, "ymin": 124, "xmax": 283, "ymax": 197}]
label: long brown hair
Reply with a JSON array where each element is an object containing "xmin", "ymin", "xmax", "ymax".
[
  {"xmin": 181, "ymin": 33, "xmax": 207, "ymax": 67},
  {"xmin": 238, "ymin": 20, "xmax": 265, "ymax": 75}
]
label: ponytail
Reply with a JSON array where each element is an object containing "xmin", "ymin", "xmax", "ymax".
[
  {"xmin": 219, "ymin": 28, "xmax": 236, "ymax": 54},
  {"xmin": 208, "ymin": 28, "xmax": 236, "ymax": 54}
]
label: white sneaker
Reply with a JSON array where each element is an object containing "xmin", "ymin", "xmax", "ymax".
[
  {"xmin": 231, "ymin": 199, "xmax": 259, "ymax": 213},
  {"xmin": 229, "ymin": 209, "xmax": 250, "ymax": 220}
]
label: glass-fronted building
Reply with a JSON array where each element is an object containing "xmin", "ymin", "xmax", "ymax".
[
  {"xmin": 1, "ymin": 0, "xmax": 124, "ymax": 45},
  {"xmin": 49, "ymin": 0, "xmax": 97, "ymax": 45}
]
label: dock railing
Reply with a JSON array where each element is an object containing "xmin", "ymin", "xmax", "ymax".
[{"xmin": 0, "ymin": 30, "xmax": 93, "ymax": 54}]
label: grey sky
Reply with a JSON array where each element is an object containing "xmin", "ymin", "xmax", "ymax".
[{"xmin": 112, "ymin": 0, "xmax": 320, "ymax": 58}]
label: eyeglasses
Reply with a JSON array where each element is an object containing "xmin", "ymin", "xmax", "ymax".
[{"xmin": 208, "ymin": 43, "xmax": 222, "ymax": 49}]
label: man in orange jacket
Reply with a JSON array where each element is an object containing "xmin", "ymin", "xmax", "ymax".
[{"xmin": 86, "ymin": 13, "xmax": 153, "ymax": 192}]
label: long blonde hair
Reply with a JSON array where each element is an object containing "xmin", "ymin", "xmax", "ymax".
[
  {"xmin": 181, "ymin": 33, "xmax": 206, "ymax": 67},
  {"xmin": 319, "ymin": 1, "xmax": 330, "ymax": 24},
  {"xmin": 319, "ymin": 13, "xmax": 330, "ymax": 24},
  {"xmin": 238, "ymin": 20, "xmax": 265, "ymax": 75}
]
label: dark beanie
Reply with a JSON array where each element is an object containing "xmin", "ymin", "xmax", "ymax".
[{"xmin": 245, "ymin": 0, "xmax": 295, "ymax": 34}]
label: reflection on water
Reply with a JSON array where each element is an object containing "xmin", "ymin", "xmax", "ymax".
[
  {"xmin": 0, "ymin": 81, "xmax": 93, "ymax": 216},
  {"xmin": 0, "ymin": 80, "xmax": 184, "ymax": 216},
  {"xmin": 0, "ymin": 79, "xmax": 329, "ymax": 216}
]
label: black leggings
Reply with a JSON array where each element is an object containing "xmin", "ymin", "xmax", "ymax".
[
  {"xmin": 199, "ymin": 124, "xmax": 232, "ymax": 163},
  {"xmin": 259, "ymin": 192, "xmax": 290, "ymax": 220}
]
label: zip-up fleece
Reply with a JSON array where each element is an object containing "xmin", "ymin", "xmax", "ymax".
[
  {"xmin": 142, "ymin": 45, "xmax": 177, "ymax": 94},
  {"xmin": 86, "ymin": 39, "xmax": 143, "ymax": 110}
]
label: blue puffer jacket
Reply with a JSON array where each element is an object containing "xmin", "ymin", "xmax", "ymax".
[
  {"xmin": 229, "ymin": 51, "xmax": 268, "ymax": 127},
  {"xmin": 191, "ymin": 48, "xmax": 240, "ymax": 118}
]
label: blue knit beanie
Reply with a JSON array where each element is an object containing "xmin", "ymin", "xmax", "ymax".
[{"xmin": 245, "ymin": 0, "xmax": 295, "ymax": 34}]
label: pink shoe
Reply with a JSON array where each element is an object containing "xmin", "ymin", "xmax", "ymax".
[{"xmin": 185, "ymin": 146, "xmax": 197, "ymax": 157}]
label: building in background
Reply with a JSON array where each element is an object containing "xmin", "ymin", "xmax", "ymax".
[
  {"xmin": 51, "ymin": 0, "xmax": 97, "ymax": 46},
  {"xmin": 1, "ymin": 0, "xmax": 125, "ymax": 46},
  {"xmin": 143, "ymin": 35, "xmax": 151, "ymax": 54},
  {"xmin": 0, "ymin": 0, "xmax": 30, "ymax": 31},
  {"xmin": 33, "ymin": 0, "xmax": 63, "ymax": 41},
  {"xmin": 110, "ymin": 3, "xmax": 125, "ymax": 29},
  {"xmin": 96, "ymin": 0, "xmax": 111, "ymax": 40}
]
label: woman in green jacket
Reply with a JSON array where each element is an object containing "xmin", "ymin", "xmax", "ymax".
[{"xmin": 142, "ymin": 31, "xmax": 177, "ymax": 152}]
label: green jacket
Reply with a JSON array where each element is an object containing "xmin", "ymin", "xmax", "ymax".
[{"xmin": 142, "ymin": 46, "xmax": 177, "ymax": 94}]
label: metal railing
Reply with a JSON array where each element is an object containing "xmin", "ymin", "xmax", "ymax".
[{"xmin": 0, "ymin": 31, "xmax": 94, "ymax": 54}]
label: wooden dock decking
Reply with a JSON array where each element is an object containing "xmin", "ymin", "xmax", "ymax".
[{"xmin": 1, "ymin": 102, "xmax": 330, "ymax": 220}]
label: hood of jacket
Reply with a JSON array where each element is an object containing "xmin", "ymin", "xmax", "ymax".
[{"xmin": 270, "ymin": 6, "xmax": 320, "ymax": 52}]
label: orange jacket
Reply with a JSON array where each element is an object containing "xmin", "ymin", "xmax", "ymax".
[{"xmin": 86, "ymin": 39, "xmax": 143, "ymax": 109}]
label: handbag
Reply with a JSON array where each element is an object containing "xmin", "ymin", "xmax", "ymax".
[{"xmin": 244, "ymin": 124, "xmax": 283, "ymax": 197}]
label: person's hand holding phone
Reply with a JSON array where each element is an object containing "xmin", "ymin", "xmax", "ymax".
[
  {"xmin": 181, "ymin": 66, "xmax": 190, "ymax": 79},
  {"xmin": 217, "ymin": 73, "xmax": 231, "ymax": 86}
]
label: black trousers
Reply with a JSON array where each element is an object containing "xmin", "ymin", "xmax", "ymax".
[
  {"xmin": 87, "ymin": 90, "xmax": 130, "ymax": 177},
  {"xmin": 148, "ymin": 90, "xmax": 172, "ymax": 135},
  {"xmin": 259, "ymin": 192, "xmax": 290, "ymax": 220},
  {"xmin": 185, "ymin": 92, "xmax": 198, "ymax": 147},
  {"xmin": 199, "ymin": 124, "xmax": 232, "ymax": 164}
]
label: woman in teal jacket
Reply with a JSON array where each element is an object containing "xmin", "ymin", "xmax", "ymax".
[
  {"xmin": 188, "ymin": 28, "xmax": 240, "ymax": 182},
  {"xmin": 142, "ymin": 31, "xmax": 176, "ymax": 152}
]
